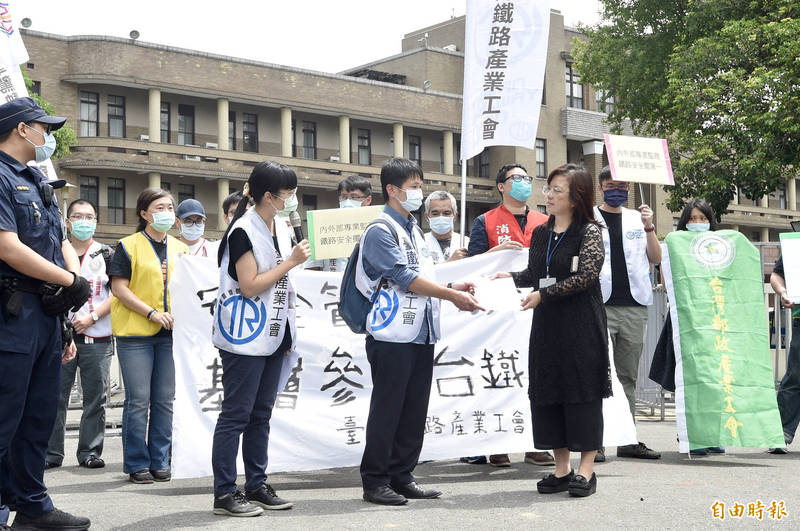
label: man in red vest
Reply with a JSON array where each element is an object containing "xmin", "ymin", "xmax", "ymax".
[
  {"xmin": 465, "ymin": 163, "xmax": 552, "ymax": 467},
  {"xmin": 467, "ymin": 163, "xmax": 548, "ymax": 256}
]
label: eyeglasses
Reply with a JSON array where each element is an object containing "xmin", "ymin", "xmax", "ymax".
[
  {"xmin": 506, "ymin": 174, "xmax": 533, "ymax": 183},
  {"xmin": 181, "ymin": 220, "xmax": 205, "ymax": 227},
  {"xmin": 542, "ymin": 185, "xmax": 566, "ymax": 195},
  {"xmin": 339, "ymin": 195, "xmax": 367, "ymax": 201},
  {"xmin": 69, "ymin": 214, "xmax": 96, "ymax": 221},
  {"xmin": 278, "ymin": 190, "xmax": 297, "ymax": 200}
]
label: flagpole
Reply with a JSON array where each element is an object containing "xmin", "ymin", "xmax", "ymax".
[{"xmin": 459, "ymin": 158, "xmax": 467, "ymax": 248}]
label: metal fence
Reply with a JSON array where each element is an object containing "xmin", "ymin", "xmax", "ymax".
[{"xmin": 634, "ymin": 241, "xmax": 789, "ymax": 419}]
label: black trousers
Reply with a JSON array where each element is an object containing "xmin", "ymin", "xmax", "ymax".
[
  {"xmin": 360, "ymin": 336, "xmax": 433, "ymax": 490},
  {"xmin": 531, "ymin": 399, "xmax": 604, "ymax": 452}
]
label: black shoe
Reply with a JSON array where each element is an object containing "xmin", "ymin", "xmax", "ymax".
[
  {"xmin": 594, "ymin": 447, "xmax": 606, "ymax": 463},
  {"xmin": 10, "ymin": 507, "xmax": 90, "ymax": 530},
  {"xmin": 245, "ymin": 483, "xmax": 292, "ymax": 510},
  {"xmin": 44, "ymin": 462, "xmax": 61, "ymax": 470},
  {"xmin": 616, "ymin": 442, "xmax": 661, "ymax": 459},
  {"xmin": 80, "ymin": 457, "xmax": 104, "ymax": 469},
  {"xmin": 568, "ymin": 473, "xmax": 597, "ymax": 497},
  {"xmin": 150, "ymin": 469, "xmax": 171, "ymax": 482},
  {"xmin": 392, "ymin": 482, "xmax": 441, "ymax": 499},
  {"xmin": 768, "ymin": 447, "xmax": 788, "ymax": 454},
  {"xmin": 362, "ymin": 485, "xmax": 408, "ymax": 506},
  {"xmin": 536, "ymin": 470, "xmax": 574, "ymax": 494},
  {"xmin": 213, "ymin": 490, "xmax": 263, "ymax": 517},
  {"xmin": 129, "ymin": 470, "xmax": 154, "ymax": 484}
]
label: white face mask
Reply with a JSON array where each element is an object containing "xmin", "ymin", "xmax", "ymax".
[
  {"xmin": 339, "ymin": 199, "xmax": 364, "ymax": 209},
  {"xmin": 398, "ymin": 188, "xmax": 423, "ymax": 212},
  {"xmin": 181, "ymin": 222, "xmax": 204, "ymax": 241},
  {"xmin": 686, "ymin": 222, "xmax": 710, "ymax": 232},
  {"xmin": 428, "ymin": 215, "xmax": 454, "ymax": 235}
]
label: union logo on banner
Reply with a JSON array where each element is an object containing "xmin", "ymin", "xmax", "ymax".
[{"xmin": 690, "ymin": 233, "xmax": 737, "ymax": 270}]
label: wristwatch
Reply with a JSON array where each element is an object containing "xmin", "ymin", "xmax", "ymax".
[
  {"xmin": 644, "ymin": 225, "xmax": 655, "ymax": 233},
  {"xmin": 90, "ymin": 311, "xmax": 99, "ymax": 322}
]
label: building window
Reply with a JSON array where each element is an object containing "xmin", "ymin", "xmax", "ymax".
[
  {"xmin": 409, "ymin": 135, "xmax": 421, "ymax": 167},
  {"xmin": 178, "ymin": 183, "xmax": 195, "ymax": 203},
  {"xmin": 778, "ymin": 183, "xmax": 787, "ymax": 210},
  {"xmin": 177, "ymin": 104, "xmax": 195, "ymax": 145},
  {"xmin": 107, "ymin": 178, "xmax": 125, "ymax": 224},
  {"xmin": 537, "ymin": 204, "xmax": 547, "ymax": 213},
  {"xmin": 478, "ymin": 149, "xmax": 489, "ymax": 178},
  {"xmin": 160, "ymin": 102, "xmax": 170, "ymax": 143},
  {"xmin": 357, "ymin": 128, "xmax": 371, "ymax": 165},
  {"xmin": 302, "ymin": 121, "xmax": 317, "ymax": 159},
  {"xmin": 228, "ymin": 111, "xmax": 236, "ymax": 150},
  {"xmin": 596, "ymin": 89, "xmax": 614, "ymax": 114},
  {"xmin": 243, "ymin": 113, "xmax": 258, "ymax": 153},
  {"xmin": 535, "ymin": 138, "xmax": 547, "ymax": 178},
  {"xmin": 30, "ymin": 81, "xmax": 41, "ymax": 96},
  {"xmin": 439, "ymin": 145, "xmax": 444, "ymax": 173},
  {"xmin": 79, "ymin": 91, "xmax": 99, "ymax": 137},
  {"xmin": 291, "ymin": 119, "xmax": 296, "ymax": 157},
  {"xmin": 161, "ymin": 182, "xmax": 171, "ymax": 192},
  {"xmin": 79, "ymin": 176, "xmax": 99, "ymax": 208},
  {"xmin": 565, "ymin": 64, "xmax": 583, "ymax": 109},
  {"xmin": 455, "ymin": 142, "xmax": 462, "ymax": 175},
  {"xmin": 107, "ymin": 95, "xmax": 125, "ymax": 138},
  {"xmin": 303, "ymin": 194, "xmax": 317, "ymax": 211}
]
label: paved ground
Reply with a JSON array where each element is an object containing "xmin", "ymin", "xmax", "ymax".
[{"xmin": 8, "ymin": 416, "xmax": 797, "ymax": 530}]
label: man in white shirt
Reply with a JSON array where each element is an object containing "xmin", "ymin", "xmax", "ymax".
[
  {"xmin": 594, "ymin": 166, "xmax": 661, "ymax": 461},
  {"xmin": 423, "ymin": 191, "xmax": 468, "ymax": 263},
  {"xmin": 306, "ymin": 175, "xmax": 373, "ymax": 272},
  {"xmin": 176, "ymin": 198, "xmax": 217, "ymax": 257}
]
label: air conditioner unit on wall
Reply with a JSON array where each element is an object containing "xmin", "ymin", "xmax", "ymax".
[
  {"xmin": 205, "ymin": 142, "xmax": 218, "ymax": 149},
  {"xmin": 183, "ymin": 155, "xmax": 201, "ymax": 161},
  {"xmin": 139, "ymin": 134, "xmax": 149, "ymax": 141}
]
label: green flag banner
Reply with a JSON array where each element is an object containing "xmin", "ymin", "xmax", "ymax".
[{"xmin": 662, "ymin": 230, "xmax": 784, "ymax": 452}]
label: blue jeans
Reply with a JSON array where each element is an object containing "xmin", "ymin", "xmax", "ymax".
[
  {"xmin": 777, "ymin": 320, "xmax": 800, "ymax": 445},
  {"xmin": 116, "ymin": 336, "xmax": 175, "ymax": 474},
  {"xmin": 211, "ymin": 350, "xmax": 284, "ymax": 496},
  {"xmin": 46, "ymin": 340, "xmax": 112, "ymax": 466}
]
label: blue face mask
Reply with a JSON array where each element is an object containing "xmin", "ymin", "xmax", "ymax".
[
  {"xmin": 686, "ymin": 222, "xmax": 710, "ymax": 232},
  {"xmin": 24, "ymin": 125, "xmax": 57, "ymax": 163},
  {"xmin": 603, "ymin": 189, "xmax": 628, "ymax": 207},
  {"xmin": 509, "ymin": 179, "xmax": 532, "ymax": 202}
]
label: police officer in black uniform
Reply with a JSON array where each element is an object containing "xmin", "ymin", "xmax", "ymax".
[{"xmin": 0, "ymin": 97, "xmax": 92, "ymax": 530}]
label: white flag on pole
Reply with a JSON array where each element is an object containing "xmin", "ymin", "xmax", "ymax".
[
  {"xmin": 460, "ymin": 0, "xmax": 550, "ymax": 161},
  {"xmin": 0, "ymin": 2, "xmax": 29, "ymax": 66}
]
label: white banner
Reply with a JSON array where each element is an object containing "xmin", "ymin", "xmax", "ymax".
[
  {"xmin": 171, "ymin": 250, "xmax": 636, "ymax": 479},
  {"xmin": 460, "ymin": 0, "xmax": 550, "ymax": 161},
  {"xmin": 0, "ymin": 2, "xmax": 29, "ymax": 67}
]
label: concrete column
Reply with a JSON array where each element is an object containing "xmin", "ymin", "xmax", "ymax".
[
  {"xmin": 761, "ymin": 194, "xmax": 770, "ymax": 209},
  {"xmin": 442, "ymin": 130, "xmax": 454, "ymax": 175},
  {"xmin": 148, "ymin": 89, "xmax": 161, "ymax": 142},
  {"xmin": 337, "ymin": 116, "xmax": 350, "ymax": 164},
  {"xmin": 582, "ymin": 140, "xmax": 606, "ymax": 206},
  {"xmin": 393, "ymin": 123, "xmax": 404, "ymax": 158},
  {"xmin": 732, "ymin": 186, "xmax": 739, "ymax": 205},
  {"xmin": 731, "ymin": 225, "xmax": 740, "ymax": 232},
  {"xmin": 761, "ymin": 227, "xmax": 770, "ymax": 242},
  {"xmin": 217, "ymin": 177, "xmax": 230, "ymax": 230},
  {"xmin": 217, "ymin": 98, "xmax": 229, "ymax": 150},
  {"xmin": 280, "ymin": 107, "xmax": 292, "ymax": 157},
  {"xmin": 148, "ymin": 172, "xmax": 160, "ymax": 189},
  {"xmin": 788, "ymin": 178, "xmax": 797, "ymax": 211}
]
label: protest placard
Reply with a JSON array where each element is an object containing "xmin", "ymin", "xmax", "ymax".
[{"xmin": 306, "ymin": 205, "xmax": 382, "ymax": 260}]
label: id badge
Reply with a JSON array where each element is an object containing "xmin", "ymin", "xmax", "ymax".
[{"xmin": 539, "ymin": 277, "xmax": 556, "ymax": 288}]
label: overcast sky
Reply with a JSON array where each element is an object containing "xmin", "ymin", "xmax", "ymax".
[{"xmin": 15, "ymin": 1, "xmax": 602, "ymax": 73}]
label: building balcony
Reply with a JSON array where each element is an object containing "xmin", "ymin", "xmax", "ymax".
[
  {"xmin": 561, "ymin": 107, "xmax": 633, "ymax": 142},
  {"xmin": 723, "ymin": 204, "xmax": 800, "ymax": 230}
]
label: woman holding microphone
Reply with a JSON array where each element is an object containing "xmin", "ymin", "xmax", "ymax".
[{"xmin": 210, "ymin": 161, "xmax": 310, "ymax": 517}]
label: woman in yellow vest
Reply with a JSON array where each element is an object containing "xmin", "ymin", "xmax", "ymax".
[{"xmin": 109, "ymin": 187, "xmax": 188, "ymax": 484}]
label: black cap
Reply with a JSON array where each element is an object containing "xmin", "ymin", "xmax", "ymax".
[{"xmin": 0, "ymin": 97, "xmax": 67, "ymax": 136}]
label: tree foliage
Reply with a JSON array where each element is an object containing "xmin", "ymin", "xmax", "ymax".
[
  {"xmin": 574, "ymin": 0, "xmax": 800, "ymax": 219},
  {"xmin": 20, "ymin": 67, "xmax": 76, "ymax": 159}
]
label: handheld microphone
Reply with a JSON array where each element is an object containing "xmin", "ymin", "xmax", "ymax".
[{"xmin": 289, "ymin": 211, "xmax": 304, "ymax": 243}]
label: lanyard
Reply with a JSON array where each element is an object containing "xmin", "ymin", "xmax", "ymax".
[{"xmin": 545, "ymin": 227, "xmax": 569, "ymax": 278}]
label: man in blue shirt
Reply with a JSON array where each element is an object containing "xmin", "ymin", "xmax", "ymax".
[
  {"xmin": 0, "ymin": 98, "xmax": 91, "ymax": 530},
  {"xmin": 356, "ymin": 158, "xmax": 482, "ymax": 505}
]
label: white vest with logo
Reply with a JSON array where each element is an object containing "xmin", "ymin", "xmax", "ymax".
[
  {"xmin": 424, "ymin": 231, "xmax": 469, "ymax": 264},
  {"xmin": 212, "ymin": 209, "xmax": 296, "ymax": 356},
  {"xmin": 355, "ymin": 213, "xmax": 441, "ymax": 343},
  {"xmin": 594, "ymin": 205, "xmax": 653, "ymax": 306},
  {"xmin": 71, "ymin": 240, "xmax": 112, "ymax": 338}
]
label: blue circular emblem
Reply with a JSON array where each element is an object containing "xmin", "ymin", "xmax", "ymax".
[
  {"xmin": 217, "ymin": 295, "xmax": 268, "ymax": 345},
  {"xmin": 370, "ymin": 291, "xmax": 400, "ymax": 331}
]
